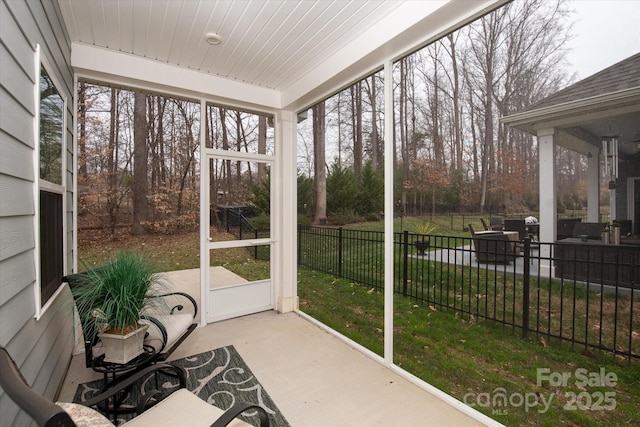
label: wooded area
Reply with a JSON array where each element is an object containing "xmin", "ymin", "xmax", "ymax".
[
  {"xmin": 78, "ymin": 84, "xmax": 273, "ymax": 234},
  {"xmin": 298, "ymin": 0, "xmax": 587, "ymax": 222},
  {"xmin": 78, "ymin": 0, "xmax": 589, "ymax": 233}
]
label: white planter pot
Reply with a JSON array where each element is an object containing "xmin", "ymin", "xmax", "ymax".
[{"xmin": 98, "ymin": 324, "xmax": 148, "ymax": 364}]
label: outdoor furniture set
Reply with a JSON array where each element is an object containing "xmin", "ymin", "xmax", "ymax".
[
  {"xmin": 468, "ymin": 223, "xmax": 518, "ymax": 264},
  {"xmin": 19, "ymin": 254, "xmax": 269, "ymax": 426},
  {"xmin": 471, "ymin": 216, "xmax": 542, "ymax": 264},
  {"xmin": 0, "ymin": 346, "xmax": 270, "ymax": 427},
  {"xmin": 554, "ymin": 220, "xmax": 640, "ymax": 287},
  {"xmin": 63, "ymin": 269, "xmax": 199, "ymax": 388}
]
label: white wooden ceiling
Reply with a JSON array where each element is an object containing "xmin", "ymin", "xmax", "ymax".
[{"xmin": 58, "ymin": 0, "xmax": 405, "ymax": 91}]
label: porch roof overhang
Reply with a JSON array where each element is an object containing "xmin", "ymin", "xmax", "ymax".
[
  {"xmin": 60, "ymin": 0, "xmax": 507, "ymax": 113},
  {"xmin": 501, "ymin": 87, "xmax": 640, "ymax": 135},
  {"xmin": 501, "ymin": 87, "xmax": 640, "ymax": 156},
  {"xmin": 501, "ymin": 53, "xmax": 640, "ymax": 156}
]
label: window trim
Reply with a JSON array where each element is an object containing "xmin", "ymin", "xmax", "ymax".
[{"xmin": 34, "ymin": 45, "xmax": 68, "ymax": 319}]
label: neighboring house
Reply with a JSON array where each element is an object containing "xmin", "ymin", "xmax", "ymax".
[
  {"xmin": 502, "ymin": 53, "xmax": 640, "ymax": 245},
  {"xmin": 0, "ymin": 1, "xmax": 507, "ymax": 425}
]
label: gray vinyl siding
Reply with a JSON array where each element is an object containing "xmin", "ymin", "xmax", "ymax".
[{"xmin": 0, "ymin": 1, "xmax": 75, "ymax": 425}]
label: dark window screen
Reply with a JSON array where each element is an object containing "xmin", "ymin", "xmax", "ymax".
[{"xmin": 40, "ymin": 190, "xmax": 63, "ymax": 306}]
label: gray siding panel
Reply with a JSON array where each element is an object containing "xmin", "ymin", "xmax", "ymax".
[
  {"xmin": 0, "ymin": 286, "xmax": 36, "ymax": 345},
  {"xmin": 0, "ymin": 0, "xmax": 75, "ymax": 422},
  {"xmin": 0, "ymin": 251, "xmax": 35, "ymax": 306},
  {"xmin": 0, "ymin": 175, "xmax": 34, "ymax": 217},
  {"xmin": 0, "ymin": 130, "xmax": 35, "ymax": 181},
  {"xmin": 34, "ymin": 0, "xmax": 73, "ymax": 94},
  {"xmin": 0, "ymin": 1, "xmax": 36, "ymax": 84},
  {"xmin": 0, "ymin": 87, "xmax": 34, "ymax": 148},
  {"xmin": 0, "ymin": 216, "xmax": 34, "ymax": 262},
  {"xmin": 0, "ymin": 42, "xmax": 36, "ymax": 114}
]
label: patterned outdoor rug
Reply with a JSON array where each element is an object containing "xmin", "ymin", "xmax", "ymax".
[{"xmin": 73, "ymin": 346, "xmax": 289, "ymax": 426}]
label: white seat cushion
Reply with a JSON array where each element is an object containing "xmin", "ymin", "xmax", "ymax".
[
  {"xmin": 121, "ymin": 389, "xmax": 252, "ymax": 427},
  {"xmin": 56, "ymin": 402, "xmax": 114, "ymax": 427},
  {"xmin": 139, "ymin": 313, "xmax": 193, "ymax": 354}
]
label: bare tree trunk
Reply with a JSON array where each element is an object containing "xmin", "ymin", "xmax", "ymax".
[
  {"xmin": 78, "ymin": 82, "xmax": 87, "ymax": 179},
  {"xmin": 448, "ymin": 34, "xmax": 463, "ymax": 174},
  {"xmin": 313, "ymin": 102, "xmax": 327, "ymax": 223},
  {"xmin": 351, "ymin": 82, "xmax": 363, "ymax": 179},
  {"xmin": 131, "ymin": 91, "xmax": 149, "ymax": 235},
  {"xmin": 219, "ymin": 107, "xmax": 231, "ymax": 203},
  {"xmin": 258, "ymin": 116, "xmax": 267, "ymax": 182},
  {"xmin": 107, "ymin": 87, "xmax": 119, "ymax": 234},
  {"xmin": 399, "ymin": 58, "xmax": 408, "ymax": 216},
  {"xmin": 175, "ymin": 101, "xmax": 197, "ymax": 216},
  {"xmin": 235, "ymin": 111, "xmax": 244, "ymax": 186},
  {"xmin": 430, "ymin": 47, "xmax": 445, "ymax": 168},
  {"xmin": 368, "ymin": 75, "xmax": 379, "ymax": 171}
]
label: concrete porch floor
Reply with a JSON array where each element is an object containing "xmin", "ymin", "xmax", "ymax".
[{"xmin": 58, "ymin": 269, "xmax": 500, "ymax": 426}]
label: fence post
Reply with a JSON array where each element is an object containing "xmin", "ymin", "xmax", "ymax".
[
  {"xmin": 254, "ymin": 229, "xmax": 259, "ymax": 259},
  {"xmin": 297, "ymin": 227, "xmax": 301, "ymax": 266},
  {"xmin": 403, "ymin": 230, "xmax": 409, "ymax": 297},
  {"xmin": 338, "ymin": 227, "xmax": 343, "ymax": 277},
  {"xmin": 522, "ymin": 237, "xmax": 531, "ymax": 339}
]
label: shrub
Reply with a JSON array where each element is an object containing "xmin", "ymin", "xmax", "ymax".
[
  {"xmin": 249, "ymin": 213, "xmax": 270, "ymax": 230},
  {"xmin": 328, "ymin": 209, "xmax": 360, "ymax": 225}
]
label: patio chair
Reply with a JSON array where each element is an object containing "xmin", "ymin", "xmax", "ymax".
[
  {"xmin": 503, "ymin": 218, "xmax": 539, "ymax": 258},
  {"xmin": 489, "ymin": 217, "xmax": 503, "ymax": 231},
  {"xmin": 480, "ymin": 218, "xmax": 490, "ymax": 231},
  {"xmin": 468, "ymin": 224, "xmax": 514, "ymax": 264},
  {"xmin": 572, "ymin": 222, "xmax": 606, "ymax": 240},
  {"xmin": 0, "ymin": 346, "xmax": 269, "ymax": 427},
  {"xmin": 503, "ymin": 219, "xmax": 527, "ymax": 240},
  {"xmin": 557, "ymin": 217, "xmax": 581, "ymax": 240},
  {"xmin": 63, "ymin": 271, "xmax": 198, "ymax": 381}
]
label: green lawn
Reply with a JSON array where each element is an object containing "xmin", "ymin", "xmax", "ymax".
[
  {"xmin": 78, "ymin": 221, "xmax": 639, "ymax": 426},
  {"xmin": 298, "ymin": 267, "xmax": 640, "ymax": 427}
]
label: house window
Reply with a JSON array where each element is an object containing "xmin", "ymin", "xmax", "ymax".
[
  {"xmin": 39, "ymin": 190, "xmax": 63, "ymax": 303},
  {"xmin": 37, "ymin": 57, "xmax": 65, "ymax": 312}
]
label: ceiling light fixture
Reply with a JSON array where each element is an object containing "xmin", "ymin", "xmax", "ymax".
[{"xmin": 205, "ymin": 32, "xmax": 222, "ymax": 45}]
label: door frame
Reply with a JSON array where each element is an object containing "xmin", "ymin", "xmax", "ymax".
[{"xmin": 199, "ymin": 143, "xmax": 276, "ymax": 324}]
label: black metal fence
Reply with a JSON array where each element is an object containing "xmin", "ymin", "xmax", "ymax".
[
  {"xmin": 297, "ymin": 225, "xmax": 640, "ymax": 360},
  {"xmin": 222, "ymin": 209, "xmax": 271, "ymax": 260}
]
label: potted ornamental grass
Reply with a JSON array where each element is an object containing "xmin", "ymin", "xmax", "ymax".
[
  {"xmin": 412, "ymin": 221, "xmax": 438, "ymax": 256},
  {"xmin": 72, "ymin": 251, "xmax": 167, "ymax": 364}
]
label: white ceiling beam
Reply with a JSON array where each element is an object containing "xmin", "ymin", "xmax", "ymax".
[{"xmin": 70, "ymin": 43, "xmax": 281, "ymax": 110}]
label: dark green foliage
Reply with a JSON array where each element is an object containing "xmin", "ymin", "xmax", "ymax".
[
  {"xmin": 326, "ymin": 162, "xmax": 358, "ymax": 213},
  {"xmin": 249, "ymin": 212, "xmax": 270, "ymax": 230},
  {"xmin": 328, "ymin": 208, "xmax": 360, "ymax": 225},
  {"xmin": 250, "ymin": 175, "xmax": 271, "ymax": 215},
  {"xmin": 355, "ymin": 162, "xmax": 383, "ymax": 216},
  {"xmin": 297, "ymin": 174, "xmax": 314, "ymax": 215},
  {"xmin": 297, "ymin": 213, "xmax": 312, "ymax": 226}
]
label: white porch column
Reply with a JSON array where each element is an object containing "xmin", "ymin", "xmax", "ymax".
[
  {"xmin": 383, "ymin": 60, "xmax": 394, "ymax": 365},
  {"xmin": 538, "ymin": 128, "xmax": 556, "ymax": 276},
  {"xmin": 587, "ymin": 150, "xmax": 600, "ymax": 222},
  {"xmin": 274, "ymin": 109, "xmax": 298, "ymax": 313}
]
